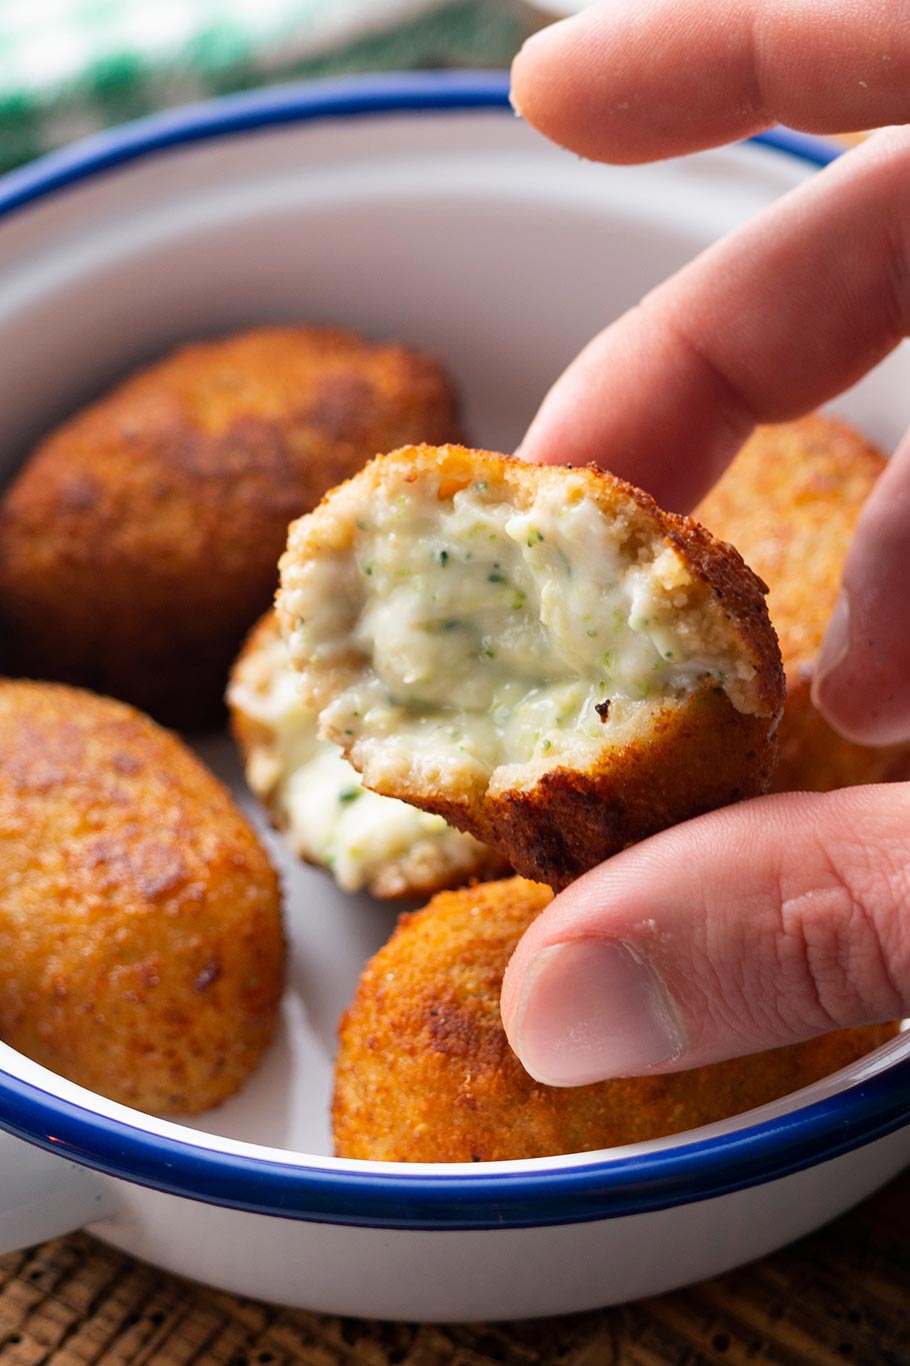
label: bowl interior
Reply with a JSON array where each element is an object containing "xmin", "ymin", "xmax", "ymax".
[{"xmin": 0, "ymin": 90, "xmax": 908, "ymax": 1171}]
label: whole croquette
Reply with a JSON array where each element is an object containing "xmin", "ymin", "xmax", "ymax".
[
  {"xmin": 0, "ymin": 327, "xmax": 461, "ymax": 730},
  {"xmin": 333, "ymin": 878, "xmax": 899, "ymax": 1162},
  {"xmin": 696, "ymin": 415, "xmax": 910, "ymax": 791},
  {"xmin": 279, "ymin": 444, "xmax": 785, "ymax": 891},
  {"xmin": 0, "ymin": 680, "xmax": 283, "ymax": 1114},
  {"xmin": 228, "ymin": 610, "xmax": 508, "ymax": 898}
]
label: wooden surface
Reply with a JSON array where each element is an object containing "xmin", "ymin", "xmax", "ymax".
[{"xmin": 0, "ymin": 1165, "xmax": 908, "ymax": 1365}]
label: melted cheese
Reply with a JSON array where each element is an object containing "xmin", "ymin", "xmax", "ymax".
[
  {"xmin": 289, "ymin": 476, "xmax": 755, "ymax": 790},
  {"xmin": 228, "ymin": 631, "xmax": 488, "ymax": 894}
]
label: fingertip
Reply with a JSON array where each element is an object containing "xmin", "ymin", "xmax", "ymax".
[
  {"xmin": 812, "ymin": 460, "xmax": 910, "ymax": 748},
  {"xmin": 810, "ymin": 591, "xmax": 867, "ymax": 740},
  {"xmin": 508, "ymin": 21, "xmax": 549, "ymax": 127},
  {"xmin": 509, "ymin": 8, "xmax": 613, "ymax": 160},
  {"xmin": 499, "ymin": 953, "xmax": 522, "ymax": 1056},
  {"xmin": 813, "ymin": 663, "xmax": 910, "ymax": 748}
]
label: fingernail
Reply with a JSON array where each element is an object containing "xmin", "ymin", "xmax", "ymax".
[
  {"xmin": 510, "ymin": 939, "xmax": 685, "ymax": 1086},
  {"xmin": 811, "ymin": 591, "xmax": 851, "ymax": 708}
]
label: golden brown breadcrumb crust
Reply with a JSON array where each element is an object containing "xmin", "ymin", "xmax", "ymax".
[
  {"xmin": 696, "ymin": 415, "xmax": 910, "ymax": 790},
  {"xmin": 0, "ymin": 327, "xmax": 461, "ymax": 729},
  {"xmin": 333, "ymin": 878, "xmax": 899, "ymax": 1162},
  {"xmin": 0, "ymin": 680, "xmax": 284, "ymax": 1114},
  {"xmin": 228, "ymin": 610, "xmax": 510, "ymax": 898},
  {"xmin": 279, "ymin": 444, "xmax": 785, "ymax": 890}
]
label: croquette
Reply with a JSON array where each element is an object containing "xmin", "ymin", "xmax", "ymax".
[
  {"xmin": 696, "ymin": 414, "xmax": 910, "ymax": 791},
  {"xmin": 0, "ymin": 327, "xmax": 461, "ymax": 730},
  {"xmin": 228, "ymin": 610, "xmax": 508, "ymax": 898},
  {"xmin": 333, "ymin": 877, "xmax": 899, "ymax": 1162},
  {"xmin": 278, "ymin": 444, "xmax": 785, "ymax": 890},
  {"xmin": 0, "ymin": 680, "xmax": 284, "ymax": 1114}
]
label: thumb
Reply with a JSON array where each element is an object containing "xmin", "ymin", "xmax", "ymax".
[{"xmin": 501, "ymin": 787, "xmax": 910, "ymax": 1085}]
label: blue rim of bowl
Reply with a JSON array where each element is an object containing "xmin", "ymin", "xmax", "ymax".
[
  {"xmin": 1, "ymin": 1048, "xmax": 908, "ymax": 1230},
  {"xmin": 0, "ymin": 70, "xmax": 901, "ymax": 1232},
  {"xmin": 0, "ymin": 69, "xmax": 839, "ymax": 219}
]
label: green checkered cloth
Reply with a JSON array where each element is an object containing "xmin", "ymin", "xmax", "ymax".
[{"xmin": 0, "ymin": 0, "xmax": 532, "ymax": 174}]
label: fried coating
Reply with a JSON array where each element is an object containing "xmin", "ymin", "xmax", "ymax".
[
  {"xmin": 696, "ymin": 415, "xmax": 910, "ymax": 790},
  {"xmin": 0, "ymin": 680, "xmax": 284, "ymax": 1114},
  {"xmin": 228, "ymin": 610, "xmax": 508, "ymax": 898},
  {"xmin": 279, "ymin": 445, "xmax": 785, "ymax": 890},
  {"xmin": 333, "ymin": 877, "xmax": 899, "ymax": 1162},
  {"xmin": 0, "ymin": 327, "xmax": 461, "ymax": 730}
]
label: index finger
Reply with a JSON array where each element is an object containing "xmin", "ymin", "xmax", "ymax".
[
  {"xmin": 517, "ymin": 129, "xmax": 910, "ymax": 510},
  {"xmin": 512, "ymin": 0, "xmax": 910, "ymax": 165}
]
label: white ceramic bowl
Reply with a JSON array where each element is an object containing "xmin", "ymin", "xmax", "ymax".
[{"xmin": 0, "ymin": 72, "xmax": 908, "ymax": 1324}]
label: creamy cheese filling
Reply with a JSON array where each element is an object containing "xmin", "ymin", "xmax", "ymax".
[
  {"xmin": 290, "ymin": 475, "xmax": 757, "ymax": 790},
  {"xmin": 228, "ymin": 632, "xmax": 486, "ymax": 893}
]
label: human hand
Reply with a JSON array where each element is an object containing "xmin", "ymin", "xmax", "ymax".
[{"xmin": 500, "ymin": 0, "xmax": 910, "ymax": 1084}]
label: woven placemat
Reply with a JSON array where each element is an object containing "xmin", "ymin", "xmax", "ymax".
[{"xmin": 1, "ymin": 1166, "xmax": 908, "ymax": 1365}]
